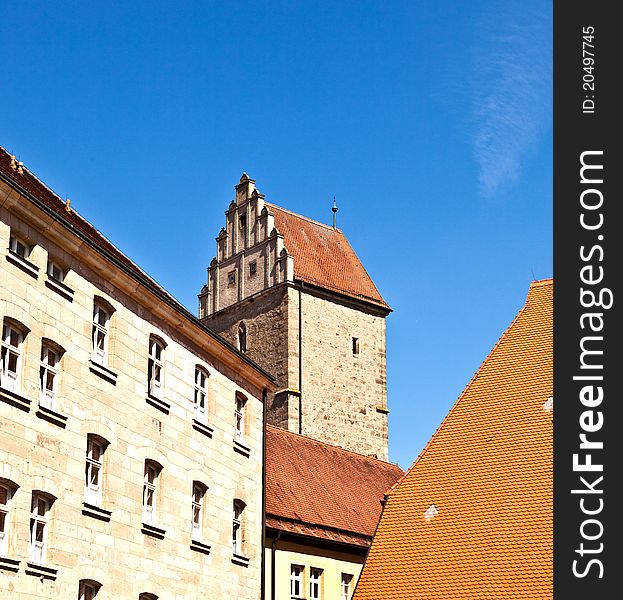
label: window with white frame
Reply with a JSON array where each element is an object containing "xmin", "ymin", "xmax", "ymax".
[
  {"xmin": 192, "ymin": 482, "xmax": 207, "ymax": 541},
  {"xmin": 0, "ymin": 482, "xmax": 16, "ymax": 556},
  {"xmin": 147, "ymin": 336, "xmax": 165, "ymax": 399},
  {"xmin": 79, "ymin": 579, "xmax": 101, "ymax": 600},
  {"xmin": 143, "ymin": 461, "xmax": 161, "ymax": 525},
  {"xmin": 8, "ymin": 234, "xmax": 31, "ymax": 259},
  {"xmin": 194, "ymin": 367, "xmax": 209, "ymax": 423},
  {"xmin": 29, "ymin": 493, "xmax": 53, "ymax": 564},
  {"xmin": 341, "ymin": 573, "xmax": 353, "ymax": 600},
  {"xmin": 92, "ymin": 302, "xmax": 110, "ymax": 366},
  {"xmin": 39, "ymin": 343, "xmax": 60, "ymax": 409},
  {"xmin": 232, "ymin": 499, "xmax": 245, "ymax": 556},
  {"xmin": 85, "ymin": 435, "xmax": 107, "ymax": 506},
  {"xmin": 290, "ymin": 564, "xmax": 304, "ymax": 599},
  {"xmin": 1, "ymin": 321, "xmax": 25, "ymax": 394},
  {"xmin": 310, "ymin": 567, "xmax": 323, "ymax": 600},
  {"xmin": 235, "ymin": 393, "xmax": 246, "ymax": 443}
]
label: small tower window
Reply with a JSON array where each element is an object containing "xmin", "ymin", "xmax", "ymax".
[
  {"xmin": 352, "ymin": 337, "xmax": 360, "ymax": 355},
  {"xmin": 228, "ymin": 270, "xmax": 236, "ymax": 286},
  {"xmin": 239, "ymin": 213, "xmax": 247, "ymax": 229},
  {"xmin": 238, "ymin": 322, "xmax": 247, "ymax": 354},
  {"xmin": 249, "ymin": 261, "xmax": 257, "ymax": 277}
]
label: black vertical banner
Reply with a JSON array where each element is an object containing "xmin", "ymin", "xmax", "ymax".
[{"xmin": 554, "ymin": 2, "xmax": 622, "ymax": 598}]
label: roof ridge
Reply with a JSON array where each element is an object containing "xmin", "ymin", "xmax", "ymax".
[
  {"xmin": 386, "ymin": 279, "xmax": 549, "ymax": 496},
  {"xmin": 266, "ymin": 424, "xmax": 402, "ymax": 470},
  {"xmin": 530, "ymin": 277, "xmax": 553, "ymax": 288},
  {"xmin": 266, "ymin": 202, "xmax": 340, "ymax": 232}
]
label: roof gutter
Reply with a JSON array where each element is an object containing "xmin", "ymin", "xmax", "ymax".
[{"xmin": 0, "ymin": 170, "xmax": 275, "ymax": 386}]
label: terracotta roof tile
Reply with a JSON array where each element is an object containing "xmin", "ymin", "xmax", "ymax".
[
  {"xmin": 266, "ymin": 425, "xmax": 403, "ymax": 547},
  {"xmin": 354, "ymin": 279, "xmax": 553, "ymax": 599},
  {"xmin": 267, "ymin": 203, "xmax": 390, "ymax": 310}
]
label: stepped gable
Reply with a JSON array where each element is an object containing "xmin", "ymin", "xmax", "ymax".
[{"xmin": 354, "ymin": 279, "xmax": 553, "ymax": 599}]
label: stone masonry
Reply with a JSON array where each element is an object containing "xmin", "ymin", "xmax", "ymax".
[
  {"xmin": 200, "ymin": 175, "xmax": 390, "ymax": 460},
  {"xmin": 0, "ymin": 152, "xmax": 272, "ymax": 599}
]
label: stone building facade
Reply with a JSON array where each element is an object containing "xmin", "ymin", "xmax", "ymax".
[
  {"xmin": 0, "ymin": 147, "xmax": 274, "ymax": 599},
  {"xmin": 199, "ymin": 175, "xmax": 391, "ymax": 460}
]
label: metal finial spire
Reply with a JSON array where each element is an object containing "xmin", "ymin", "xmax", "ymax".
[{"xmin": 332, "ymin": 196, "xmax": 338, "ymax": 229}]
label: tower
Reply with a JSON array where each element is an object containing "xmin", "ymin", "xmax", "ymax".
[{"xmin": 199, "ymin": 174, "xmax": 391, "ymax": 459}]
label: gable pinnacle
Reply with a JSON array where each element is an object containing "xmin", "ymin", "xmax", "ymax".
[{"xmin": 332, "ymin": 196, "xmax": 338, "ymax": 229}]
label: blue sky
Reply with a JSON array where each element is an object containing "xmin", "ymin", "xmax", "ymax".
[{"xmin": 1, "ymin": 0, "xmax": 551, "ymax": 469}]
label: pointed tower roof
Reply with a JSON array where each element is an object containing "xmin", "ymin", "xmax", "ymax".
[{"xmin": 267, "ymin": 203, "xmax": 390, "ymax": 311}]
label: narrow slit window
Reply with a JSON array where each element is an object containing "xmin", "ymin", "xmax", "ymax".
[{"xmin": 352, "ymin": 337, "xmax": 360, "ymax": 355}]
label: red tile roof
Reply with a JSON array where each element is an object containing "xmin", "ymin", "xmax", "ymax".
[
  {"xmin": 266, "ymin": 425, "xmax": 403, "ymax": 548},
  {"xmin": 354, "ymin": 279, "xmax": 553, "ymax": 599},
  {"xmin": 267, "ymin": 203, "xmax": 390, "ymax": 311}
]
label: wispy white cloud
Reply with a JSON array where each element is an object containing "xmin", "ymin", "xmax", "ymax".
[{"xmin": 471, "ymin": 3, "xmax": 551, "ymax": 198}]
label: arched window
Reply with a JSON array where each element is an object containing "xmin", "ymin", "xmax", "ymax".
[
  {"xmin": 79, "ymin": 579, "xmax": 101, "ymax": 600},
  {"xmin": 39, "ymin": 339, "xmax": 65, "ymax": 410},
  {"xmin": 194, "ymin": 366, "xmax": 209, "ymax": 423},
  {"xmin": 1, "ymin": 318, "xmax": 29, "ymax": 394},
  {"xmin": 29, "ymin": 491, "xmax": 56, "ymax": 564},
  {"xmin": 147, "ymin": 335, "xmax": 166, "ymax": 399},
  {"xmin": 191, "ymin": 481, "xmax": 208, "ymax": 541},
  {"xmin": 235, "ymin": 392, "xmax": 247, "ymax": 443},
  {"xmin": 139, "ymin": 594, "xmax": 158, "ymax": 600},
  {"xmin": 0, "ymin": 479, "xmax": 18, "ymax": 556},
  {"xmin": 238, "ymin": 322, "xmax": 247, "ymax": 353},
  {"xmin": 232, "ymin": 499, "xmax": 246, "ymax": 556},
  {"xmin": 142, "ymin": 460, "xmax": 162, "ymax": 526},
  {"xmin": 85, "ymin": 435, "xmax": 109, "ymax": 507}
]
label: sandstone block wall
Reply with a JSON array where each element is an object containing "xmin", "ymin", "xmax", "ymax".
[
  {"xmin": 0, "ymin": 195, "xmax": 264, "ymax": 599},
  {"xmin": 294, "ymin": 288, "xmax": 388, "ymax": 460}
]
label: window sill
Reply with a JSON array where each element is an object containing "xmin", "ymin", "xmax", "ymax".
[
  {"xmin": 89, "ymin": 361, "xmax": 118, "ymax": 385},
  {"xmin": 146, "ymin": 394, "xmax": 170, "ymax": 414},
  {"xmin": 6, "ymin": 250, "xmax": 39, "ymax": 279},
  {"xmin": 141, "ymin": 523, "xmax": 166, "ymax": 539},
  {"xmin": 192, "ymin": 419, "xmax": 214, "ymax": 438},
  {"xmin": 82, "ymin": 502, "xmax": 112, "ymax": 522},
  {"xmin": 36, "ymin": 404, "xmax": 68, "ymax": 428},
  {"xmin": 0, "ymin": 386, "xmax": 31, "ymax": 412},
  {"xmin": 231, "ymin": 553, "xmax": 250, "ymax": 567},
  {"xmin": 233, "ymin": 439, "xmax": 251, "ymax": 457},
  {"xmin": 25, "ymin": 561, "xmax": 58, "ymax": 580},
  {"xmin": 0, "ymin": 556, "xmax": 20, "ymax": 572},
  {"xmin": 45, "ymin": 276, "xmax": 74, "ymax": 302},
  {"xmin": 190, "ymin": 539, "xmax": 211, "ymax": 555}
]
